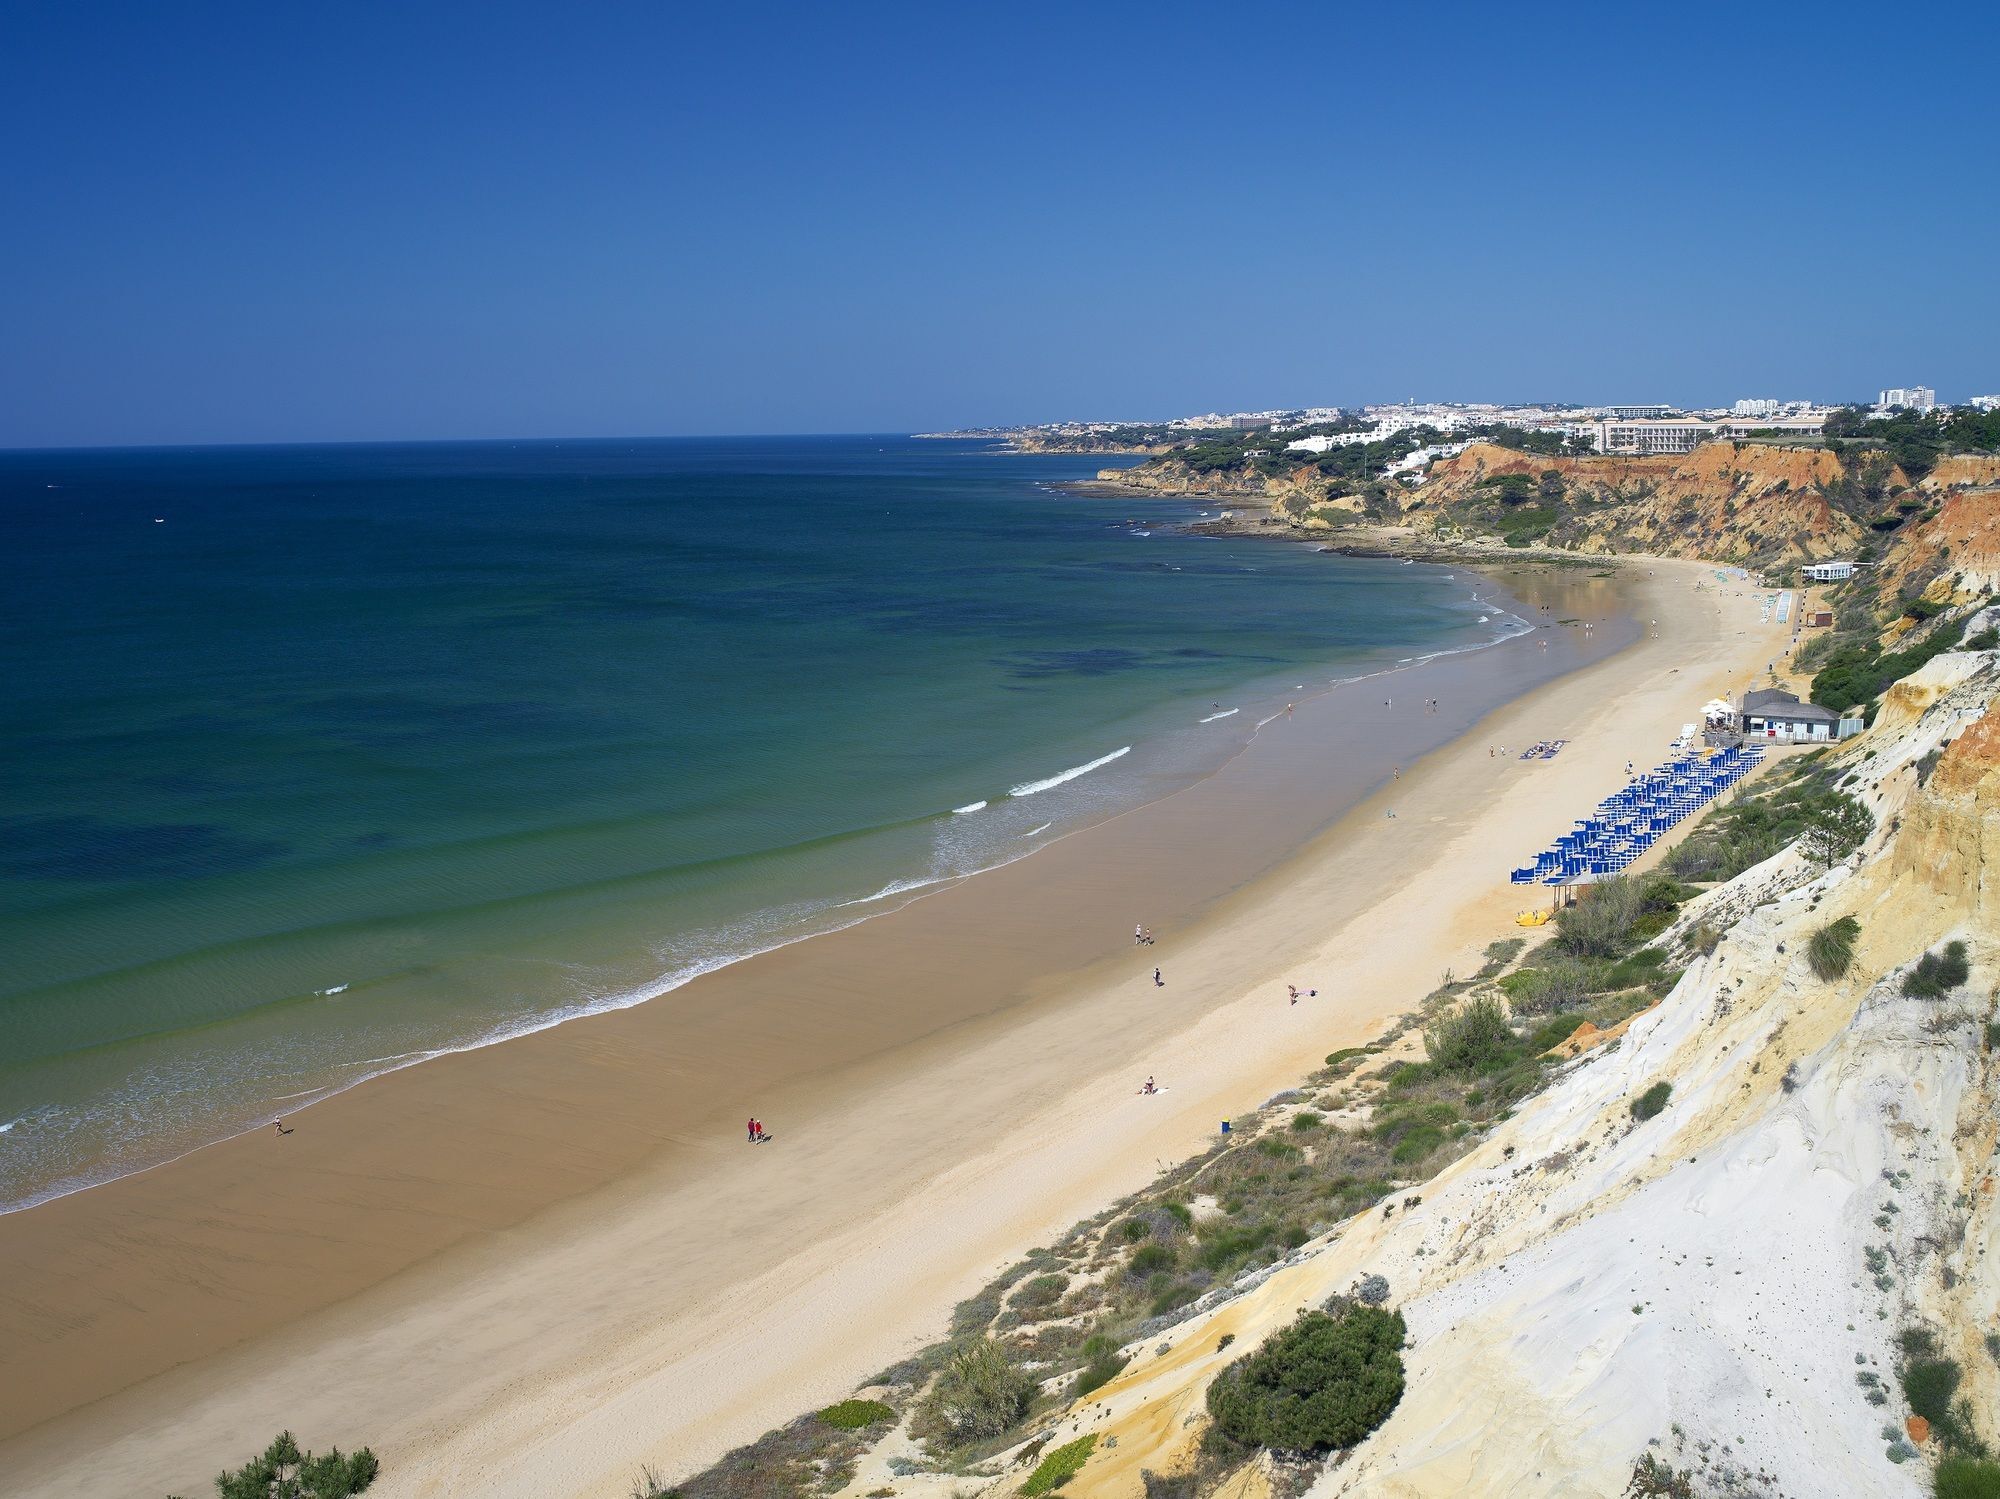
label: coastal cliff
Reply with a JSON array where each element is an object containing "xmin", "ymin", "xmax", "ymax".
[
  {"xmin": 985, "ymin": 649, "xmax": 2000, "ymax": 1499},
  {"xmin": 1100, "ymin": 439, "xmax": 2000, "ymax": 580},
  {"xmin": 657, "ymin": 620, "xmax": 2000, "ymax": 1499}
]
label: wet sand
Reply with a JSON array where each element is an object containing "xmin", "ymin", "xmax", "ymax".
[{"xmin": 0, "ymin": 557, "xmax": 1779, "ymax": 1498}]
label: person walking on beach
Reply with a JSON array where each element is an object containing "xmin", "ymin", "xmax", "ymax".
[
  {"xmin": 1153, "ymin": 967, "xmax": 1163, "ymax": 987},
  {"xmin": 1135, "ymin": 924, "xmax": 1144, "ymax": 946},
  {"xmin": 1287, "ymin": 984, "xmax": 1298, "ymax": 1003},
  {"xmin": 747, "ymin": 1117, "xmax": 759, "ymax": 1144},
  {"xmin": 273, "ymin": 1118, "xmax": 291, "ymax": 1136}
]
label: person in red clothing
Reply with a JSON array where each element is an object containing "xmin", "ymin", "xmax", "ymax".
[{"xmin": 747, "ymin": 1117, "xmax": 759, "ymax": 1143}]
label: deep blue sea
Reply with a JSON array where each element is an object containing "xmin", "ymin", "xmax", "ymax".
[{"xmin": 0, "ymin": 435, "xmax": 1512, "ymax": 1209}]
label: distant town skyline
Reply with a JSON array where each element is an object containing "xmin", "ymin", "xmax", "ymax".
[{"xmin": 3, "ymin": 3, "xmax": 1997, "ymax": 450}]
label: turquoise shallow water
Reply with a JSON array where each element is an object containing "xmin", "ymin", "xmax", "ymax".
[{"xmin": 0, "ymin": 435, "xmax": 1512, "ymax": 1209}]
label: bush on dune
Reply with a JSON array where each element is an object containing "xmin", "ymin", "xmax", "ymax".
[
  {"xmin": 1936, "ymin": 1458, "xmax": 2000, "ymax": 1499},
  {"xmin": 1552, "ymin": 876, "xmax": 1686, "ymax": 961},
  {"xmin": 1629, "ymin": 1081, "xmax": 1672, "ymax": 1121},
  {"xmin": 1807, "ymin": 916, "xmax": 1862, "ymax": 980},
  {"xmin": 1205, "ymin": 1305, "xmax": 1405, "ymax": 1454},
  {"xmin": 1904, "ymin": 941, "xmax": 1971, "ymax": 999},
  {"xmin": 1421, "ymin": 996, "xmax": 1515, "ymax": 1073},
  {"xmin": 169, "ymin": 1432, "xmax": 379, "ymax": 1499},
  {"xmin": 1499, "ymin": 955, "xmax": 1601, "ymax": 1016},
  {"xmin": 1020, "ymin": 1434, "xmax": 1097, "ymax": 1495},
  {"xmin": 913, "ymin": 1339, "xmax": 1036, "ymax": 1446},
  {"xmin": 816, "ymin": 1399, "xmax": 894, "ymax": 1431}
]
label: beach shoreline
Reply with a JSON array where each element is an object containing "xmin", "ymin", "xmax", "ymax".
[{"xmin": 0, "ymin": 555, "xmax": 1781, "ymax": 1499}]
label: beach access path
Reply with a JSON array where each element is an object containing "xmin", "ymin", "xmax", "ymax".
[{"xmin": 0, "ymin": 557, "xmax": 1780, "ymax": 1499}]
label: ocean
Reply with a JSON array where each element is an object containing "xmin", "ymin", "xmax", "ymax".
[{"xmin": 0, "ymin": 435, "xmax": 1515, "ymax": 1211}]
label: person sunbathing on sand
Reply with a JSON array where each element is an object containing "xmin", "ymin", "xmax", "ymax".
[{"xmin": 1139, "ymin": 1077, "xmax": 1158, "ymax": 1095}]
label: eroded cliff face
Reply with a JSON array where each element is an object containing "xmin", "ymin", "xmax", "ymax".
[
  {"xmin": 1415, "ymin": 442, "xmax": 1871, "ymax": 566},
  {"xmin": 1878, "ymin": 487, "xmax": 2000, "ymax": 601},
  {"xmin": 1101, "ymin": 440, "xmax": 2000, "ymax": 581},
  {"xmin": 990, "ymin": 652, "xmax": 2000, "ymax": 1499}
]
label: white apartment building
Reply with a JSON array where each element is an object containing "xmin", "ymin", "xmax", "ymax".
[
  {"xmin": 1283, "ymin": 431, "xmax": 1377, "ymax": 454},
  {"xmin": 1716, "ymin": 414, "xmax": 1826, "ymax": 439},
  {"xmin": 1878, "ymin": 386, "xmax": 1936, "ymax": 411},
  {"xmin": 1604, "ymin": 404, "xmax": 1676, "ymax": 420},
  {"xmin": 1969, "ymin": 395, "xmax": 2000, "ymax": 412},
  {"xmin": 1733, "ymin": 399, "xmax": 1781, "ymax": 418},
  {"xmin": 1595, "ymin": 418, "xmax": 1711, "ymax": 455}
]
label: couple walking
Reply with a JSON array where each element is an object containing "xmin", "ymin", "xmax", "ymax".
[{"xmin": 745, "ymin": 1117, "xmax": 770, "ymax": 1144}]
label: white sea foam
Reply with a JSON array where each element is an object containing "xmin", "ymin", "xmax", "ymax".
[
  {"xmin": 833, "ymin": 875, "xmax": 953, "ymax": 908},
  {"xmin": 952, "ymin": 800, "xmax": 987, "ymax": 814},
  {"xmin": 1022, "ymin": 822, "xmax": 1053, "ymax": 837},
  {"xmin": 316, "ymin": 983, "xmax": 349, "ymax": 996},
  {"xmin": 0, "ymin": 1120, "xmax": 19, "ymax": 1135},
  {"xmin": 1198, "ymin": 708, "xmax": 1239, "ymax": 723},
  {"xmin": 1008, "ymin": 746, "xmax": 1130, "ymax": 798}
]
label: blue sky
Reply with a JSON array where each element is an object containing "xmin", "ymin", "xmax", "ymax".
[{"xmin": 3, "ymin": 1, "xmax": 1996, "ymax": 447}]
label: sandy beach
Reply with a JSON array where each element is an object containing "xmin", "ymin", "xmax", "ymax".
[{"xmin": 0, "ymin": 555, "xmax": 1783, "ymax": 1498}]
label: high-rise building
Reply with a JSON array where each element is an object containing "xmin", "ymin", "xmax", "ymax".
[{"xmin": 1877, "ymin": 386, "xmax": 1937, "ymax": 411}]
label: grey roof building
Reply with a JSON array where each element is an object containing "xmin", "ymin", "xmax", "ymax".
[{"xmin": 1740, "ymin": 687, "xmax": 1855, "ymax": 741}]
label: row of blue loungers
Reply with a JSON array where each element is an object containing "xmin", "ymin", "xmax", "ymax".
[{"xmin": 1510, "ymin": 744, "xmax": 1765, "ymax": 885}]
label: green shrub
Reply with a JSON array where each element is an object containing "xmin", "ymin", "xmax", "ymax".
[
  {"xmin": 1500, "ymin": 956, "xmax": 1602, "ymax": 1016},
  {"xmin": 1800, "ymin": 793, "xmax": 1874, "ymax": 866},
  {"xmin": 1197, "ymin": 1223, "xmax": 1273, "ymax": 1272},
  {"xmin": 1013, "ymin": 1273, "xmax": 1070, "ymax": 1314},
  {"xmin": 817, "ymin": 1399, "xmax": 895, "ymax": 1431},
  {"xmin": 913, "ymin": 1340, "xmax": 1036, "ymax": 1445},
  {"xmin": 1422, "ymin": 995, "xmax": 1515, "ymax": 1073},
  {"xmin": 1291, "ymin": 1111, "xmax": 1323, "ymax": 1131},
  {"xmin": 1902, "ymin": 1357, "xmax": 1961, "ymax": 1426},
  {"xmin": 1553, "ymin": 878, "xmax": 1646, "ymax": 957},
  {"xmin": 1129, "ymin": 1243, "xmax": 1175, "ymax": 1277},
  {"xmin": 182, "ymin": 1433, "xmax": 379, "ymax": 1499},
  {"xmin": 1205, "ymin": 1305, "xmax": 1406, "ymax": 1453},
  {"xmin": 1905, "ymin": 941, "xmax": 1972, "ymax": 999},
  {"xmin": 1807, "ymin": 916, "xmax": 1862, "ymax": 980},
  {"xmin": 1020, "ymin": 1434, "xmax": 1097, "ymax": 1495},
  {"xmin": 1121, "ymin": 1217, "xmax": 1150, "ymax": 1241},
  {"xmin": 1630, "ymin": 1081, "xmax": 1673, "ymax": 1121},
  {"xmin": 1527, "ymin": 1012, "xmax": 1591, "ymax": 1051},
  {"xmin": 1936, "ymin": 1458, "xmax": 2000, "ymax": 1498},
  {"xmin": 1811, "ymin": 615, "xmax": 1966, "ymax": 712},
  {"xmin": 1390, "ymin": 1125, "xmax": 1446, "ymax": 1164}
]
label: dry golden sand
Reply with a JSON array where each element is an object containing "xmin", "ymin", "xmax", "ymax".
[{"xmin": 0, "ymin": 557, "xmax": 1780, "ymax": 1498}]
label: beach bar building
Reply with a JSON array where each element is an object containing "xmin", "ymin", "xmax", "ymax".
[
  {"xmin": 1802, "ymin": 560, "xmax": 1857, "ymax": 583},
  {"xmin": 1739, "ymin": 687, "xmax": 1858, "ymax": 742}
]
